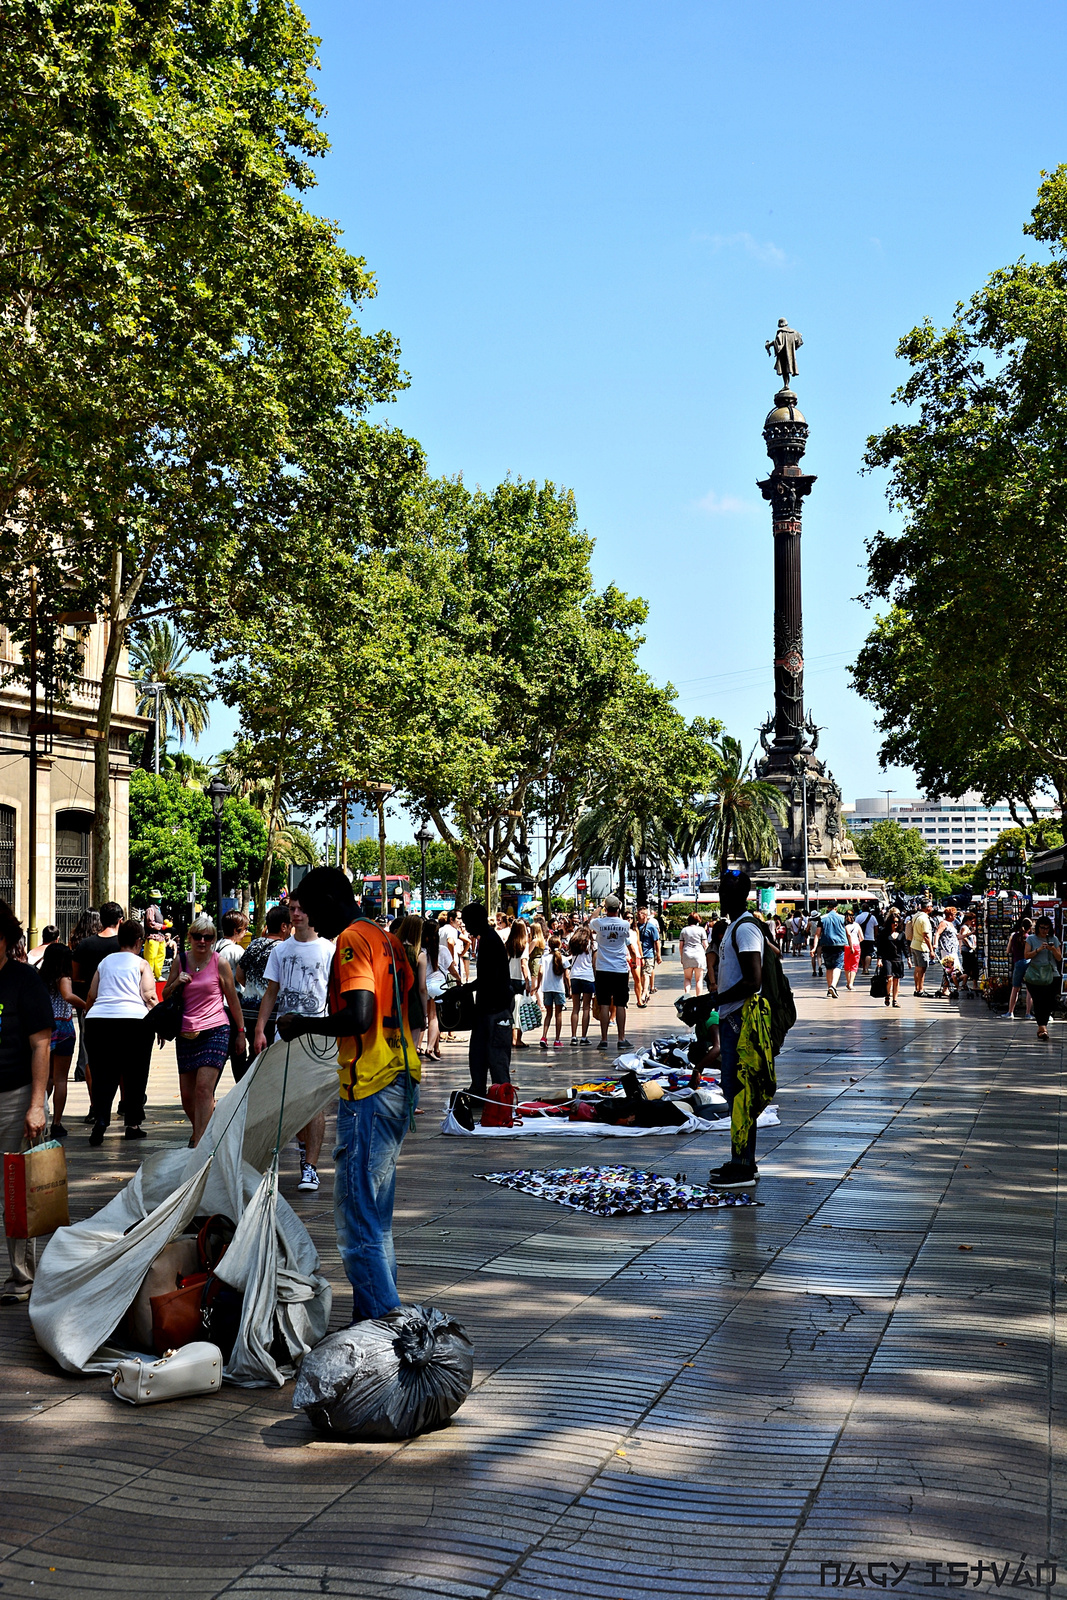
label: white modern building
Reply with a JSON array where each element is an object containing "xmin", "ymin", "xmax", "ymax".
[{"xmin": 843, "ymin": 793, "xmax": 1060, "ymax": 870}]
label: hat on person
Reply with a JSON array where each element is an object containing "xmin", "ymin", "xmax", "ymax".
[{"xmin": 604, "ymin": 894, "xmax": 622, "ymax": 913}]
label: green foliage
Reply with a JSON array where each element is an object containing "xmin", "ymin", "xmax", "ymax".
[
  {"xmin": 346, "ymin": 838, "xmax": 476, "ymax": 900},
  {"xmin": 128, "ymin": 772, "xmax": 267, "ymax": 907},
  {"xmin": 854, "ymin": 168, "xmax": 1067, "ymax": 815},
  {"xmin": 676, "ymin": 733, "xmax": 788, "ymax": 875},
  {"xmin": 972, "ymin": 823, "xmax": 1064, "ymax": 890},
  {"xmin": 129, "ymin": 623, "xmax": 212, "ymax": 768},
  {"xmin": 852, "ymin": 820, "xmax": 949, "ymax": 893}
]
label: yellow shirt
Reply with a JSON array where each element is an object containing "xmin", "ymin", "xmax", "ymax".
[{"xmin": 329, "ymin": 919, "xmax": 420, "ymax": 1101}]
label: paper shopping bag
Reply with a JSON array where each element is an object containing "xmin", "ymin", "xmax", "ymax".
[{"xmin": 4, "ymin": 1139, "xmax": 70, "ymax": 1238}]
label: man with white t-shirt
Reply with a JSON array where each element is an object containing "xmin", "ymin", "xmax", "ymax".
[
  {"xmin": 855, "ymin": 903, "xmax": 880, "ymax": 974},
  {"xmin": 590, "ymin": 894, "xmax": 634, "ymax": 1051},
  {"xmin": 255, "ymin": 894, "xmax": 334, "ymax": 1193},
  {"xmin": 706, "ymin": 869, "xmax": 765, "ymax": 1190}
]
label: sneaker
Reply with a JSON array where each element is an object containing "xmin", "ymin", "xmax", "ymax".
[
  {"xmin": 570, "ymin": 1039, "xmax": 579, "ymax": 1047},
  {"xmin": 596, "ymin": 1040, "xmax": 608, "ymax": 1050},
  {"xmin": 553, "ymin": 1040, "xmax": 565, "ymax": 1049},
  {"xmin": 297, "ymin": 1163, "xmax": 319, "ymax": 1193},
  {"xmin": 617, "ymin": 1038, "xmax": 633, "ymax": 1049},
  {"xmin": 707, "ymin": 1162, "xmax": 759, "ymax": 1190},
  {"xmin": 50, "ymin": 1123, "xmax": 68, "ymax": 1140},
  {"xmin": 89, "ymin": 1123, "xmax": 106, "ymax": 1147},
  {"xmin": 579, "ymin": 1037, "xmax": 591, "ymax": 1046},
  {"xmin": 539, "ymin": 1038, "xmax": 549, "ymax": 1049},
  {"xmin": 0, "ymin": 1286, "xmax": 30, "ymax": 1305}
]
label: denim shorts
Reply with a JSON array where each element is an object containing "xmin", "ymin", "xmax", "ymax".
[{"xmin": 1013, "ymin": 959, "xmax": 1029, "ymax": 987}]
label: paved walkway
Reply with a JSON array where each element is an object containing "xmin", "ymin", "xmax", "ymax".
[{"xmin": 0, "ymin": 956, "xmax": 1062, "ymax": 1598}]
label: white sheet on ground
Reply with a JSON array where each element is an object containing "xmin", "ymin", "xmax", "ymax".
[
  {"xmin": 30, "ymin": 1033, "xmax": 340, "ymax": 1387},
  {"xmin": 440, "ymin": 1106, "xmax": 780, "ymax": 1137}
]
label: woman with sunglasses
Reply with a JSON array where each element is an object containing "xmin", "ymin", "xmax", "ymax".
[{"xmin": 161, "ymin": 913, "xmax": 245, "ymax": 1145}]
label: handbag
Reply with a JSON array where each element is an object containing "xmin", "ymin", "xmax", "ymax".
[
  {"xmin": 128, "ymin": 1235, "xmax": 200, "ymax": 1349},
  {"xmin": 517, "ymin": 996, "xmax": 542, "ymax": 1032},
  {"xmin": 150, "ymin": 1272, "xmax": 210, "ymax": 1356},
  {"xmin": 4, "ymin": 1137, "xmax": 69, "ymax": 1239},
  {"xmin": 480, "ymin": 1083, "xmax": 519, "ymax": 1128},
  {"xmin": 869, "ymin": 969, "xmax": 888, "ymax": 999},
  {"xmin": 152, "ymin": 952, "xmax": 187, "ymax": 1042},
  {"xmin": 111, "ymin": 1342, "xmax": 223, "ymax": 1405},
  {"xmin": 1024, "ymin": 948, "xmax": 1060, "ymax": 989},
  {"xmin": 437, "ymin": 981, "xmax": 478, "ymax": 1032}
]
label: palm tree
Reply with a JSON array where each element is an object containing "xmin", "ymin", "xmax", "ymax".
[
  {"xmin": 568, "ymin": 803, "xmax": 676, "ymax": 902},
  {"xmin": 679, "ymin": 735, "xmax": 787, "ymax": 876},
  {"xmin": 129, "ymin": 622, "xmax": 212, "ymax": 770}
]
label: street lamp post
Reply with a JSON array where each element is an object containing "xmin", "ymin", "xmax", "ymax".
[
  {"xmin": 363, "ymin": 781, "xmax": 394, "ymax": 920},
  {"xmin": 141, "ymin": 682, "xmax": 165, "ymax": 775},
  {"xmin": 415, "ymin": 820, "xmax": 434, "ymax": 917},
  {"xmin": 207, "ymin": 777, "xmax": 231, "ymax": 920}
]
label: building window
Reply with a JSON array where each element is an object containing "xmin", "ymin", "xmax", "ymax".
[{"xmin": 0, "ymin": 805, "xmax": 14, "ymax": 909}]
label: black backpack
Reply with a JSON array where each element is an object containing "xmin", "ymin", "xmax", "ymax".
[{"xmin": 729, "ymin": 915, "xmax": 797, "ymax": 1057}]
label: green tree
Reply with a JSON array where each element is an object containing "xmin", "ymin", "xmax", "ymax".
[
  {"xmin": 973, "ymin": 822, "xmax": 1064, "ymax": 891},
  {"xmin": 129, "ymin": 623, "xmax": 212, "ymax": 770},
  {"xmin": 0, "ymin": 2, "xmax": 403, "ymax": 902},
  {"xmin": 853, "ymin": 819, "xmax": 948, "ymax": 893},
  {"xmin": 853, "ymin": 168, "xmax": 1067, "ymax": 817},
  {"xmin": 677, "ymin": 734, "xmax": 788, "ymax": 875},
  {"xmin": 128, "ymin": 772, "xmax": 267, "ymax": 910}
]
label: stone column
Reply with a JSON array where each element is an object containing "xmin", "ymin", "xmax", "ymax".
[{"xmin": 757, "ymin": 387, "xmax": 816, "ymax": 771}]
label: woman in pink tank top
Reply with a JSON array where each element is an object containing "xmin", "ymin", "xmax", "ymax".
[{"xmin": 161, "ymin": 914, "xmax": 245, "ymax": 1145}]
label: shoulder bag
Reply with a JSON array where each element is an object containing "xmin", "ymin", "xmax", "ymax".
[
  {"xmin": 1024, "ymin": 946, "xmax": 1060, "ymax": 989},
  {"xmin": 152, "ymin": 952, "xmax": 187, "ymax": 1042},
  {"xmin": 111, "ymin": 1342, "xmax": 223, "ymax": 1405}
]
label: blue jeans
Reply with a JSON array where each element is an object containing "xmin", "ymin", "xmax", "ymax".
[
  {"xmin": 717, "ymin": 1010, "xmax": 755, "ymax": 1166},
  {"xmin": 333, "ymin": 1072, "xmax": 418, "ymax": 1321}
]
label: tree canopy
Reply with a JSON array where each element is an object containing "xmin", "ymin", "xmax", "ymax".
[
  {"xmin": 853, "ymin": 168, "xmax": 1067, "ymax": 816},
  {"xmin": 851, "ymin": 819, "xmax": 949, "ymax": 894}
]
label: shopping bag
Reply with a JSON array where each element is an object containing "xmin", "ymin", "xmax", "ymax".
[
  {"xmin": 869, "ymin": 969, "xmax": 888, "ymax": 999},
  {"xmin": 517, "ymin": 996, "xmax": 542, "ymax": 1032},
  {"xmin": 4, "ymin": 1138, "xmax": 70, "ymax": 1239}
]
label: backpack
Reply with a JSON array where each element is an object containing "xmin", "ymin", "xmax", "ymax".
[{"xmin": 729, "ymin": 915, "xmax": 797, "ymax": 1057}]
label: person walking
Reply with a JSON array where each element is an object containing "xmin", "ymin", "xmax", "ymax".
[
  {"xmin": 84, "ymin": 919, "xmax": 157, "ymax": 1145},
  {"xmin": 678, "ymin": 913, "xmax": 707, "ymax": 997},
  {"xmin": 275, "ymin": 867, "xmax": 421, "ymax": 1323},
  {"xmin": 637, "ymin": 907, "xmax": 662, "ymax": 1001},
  {"xmin": 39, "ymin": 942, "xmax": 86, "ymax": 1138},
  {"xmin": 0, "ymin": 900, "xmax": 52, "ymax": 1303},
  {"xmin": 255, "ymin": 892, "xmax": 334, "ymax": 1193},
  {"xmin": 235, "ymin": 903, "xmax": 291, "ymax": 1064},
  {"xmin": 27, "ymin": 925, "xmax": 60, "ymax": 967},
  {"xmin": 818, "ymin": 901, "xmax": 847, "ymax": 998},
  {"xmin": 934, "ymin": 905, "xmax": 961, "ymax": 999},
  {"xmin": 1003, "ymin": 918, "xmax": 1034, "ymax": 1020},
  {"xmin": 568, "ymin": 925, "xmax": 595, "ymax": 1045},
  {"xmin": 591, "ymin": 894, "xmax": 634, "ymax": 1052},
  {"xmin": 394, "ymin": 913, "xmax": 429, "ymax": 1053},
  {"xmin": 506, "ymin": 921, "xmax": 532, "ymax": 1048},
  {"xmin": 528, "ymin": 921, "xmax": 546, "ymax": 1009},
  {"xmin": 143, "ymin": 893, "xmax": 168, "ymax": 981},
  {"xmin": 1024, "ymin": 917, "xmax": 1061, "ymax": 1040},
  {"xmin": 855, "ymin": 903, "xmax": 880, "ymax": 974},
  {"xmin": 842, "ymin": 908, "xmax": 862, "ymax": 992},
  {"xmin": 909, "ymin": 899, "xmax": 936, "ymax": 996},
  {"xmin": 874, "ymin": 907, "xmax": 908, "ymax": 1008},
  {"xmin": 463, "ymin": 902, "xmax": 514, "ymax": 1101},
  {"xmin": 539, "ymin": 935, "xmax": 571, "ymax": 1048},
  {"xmin": 162, "ymin": 914, "xmax": 245, "ymax": 1146}
]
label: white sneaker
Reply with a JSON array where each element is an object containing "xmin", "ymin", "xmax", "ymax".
[{"xmin": 297, "ymin": 1163, "xmax": 319, "ymax": 1192}]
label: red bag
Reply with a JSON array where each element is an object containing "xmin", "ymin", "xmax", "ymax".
[
  {"xmin": 150, "ymin": 1272, "xmax": 209, "ymax": 1357},
  {"xmin": 480, "ymin": 1084, "xmax": 519, "ymax": 1128}
]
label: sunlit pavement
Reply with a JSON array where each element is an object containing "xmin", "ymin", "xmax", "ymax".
[{"xmin": 0, "ymin": 953, "xmax": 1062, "ymax": 1598}]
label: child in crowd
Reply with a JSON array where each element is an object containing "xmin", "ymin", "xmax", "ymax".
[
  {"xmin": 539, "ymin": 935, "xmax": 571, "ymax": 1049},
  {"xmin": 40, "ymin": 942, "xmax": 86, "ymax": 1139}
]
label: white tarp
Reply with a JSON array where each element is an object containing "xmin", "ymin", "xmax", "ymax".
[
  {"xmin": 440, "ymin": 1106, "xmax": 780, "ymax": 1137},
  {"xmin": 30, "ymin": 1034, "xmax": 340, "ymax": 1387}
]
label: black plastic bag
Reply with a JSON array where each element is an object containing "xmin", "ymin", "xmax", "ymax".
[{"xmin": 293, "ymin": 1305, "xmax": 474, "ymax": 1441}]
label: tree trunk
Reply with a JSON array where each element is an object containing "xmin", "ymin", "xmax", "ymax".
[
  {"xmin": 253, "ymin": 750, "xmax": 286, "ymax": 935},
  {"xmin": 91, "ymin": 557, "xmax": 127, "ymax": 905},
  {"xmin": 453, "ymin": 843, "xmax": 473, "ymax": 908}
]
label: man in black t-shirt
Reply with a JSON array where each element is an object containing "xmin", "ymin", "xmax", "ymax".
[
  {"xmin": 0, "ymin": 899, "xmax": 53, "ymax": 1303},
  {"xmin": 74, "ymin": 901, "xmax": 124, "ymax": 989}
]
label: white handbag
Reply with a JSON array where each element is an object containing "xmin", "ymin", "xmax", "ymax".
[{"xmin": 110, "ymin": 1341, "xmax": 223, "ymax": 1405}]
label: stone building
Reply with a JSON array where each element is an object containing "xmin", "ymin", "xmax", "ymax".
[{"xmin": 0, "ymin": 622, "xmax": 148, "ymax": 939}]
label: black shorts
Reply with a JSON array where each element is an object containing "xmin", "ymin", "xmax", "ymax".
[
  {"xmin": 594, "ymin": 970, "xmax": 630, "ymax": 1007},
  {"xmin": 860, "ymin": 940, "xmax": 875, "ymax": 959}
]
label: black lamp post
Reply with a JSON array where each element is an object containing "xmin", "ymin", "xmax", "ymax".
[
  {"xmin": 415, "ymin": 820, "xmax": 434, "ymax": 917},
  {"xmin": 207, "ymin": 777, "xmax": 231, "ymax": 919}
]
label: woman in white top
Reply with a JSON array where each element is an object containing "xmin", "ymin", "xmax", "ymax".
[
  {"xmin": 678, "ymin": 914, "xmax": 708, "ymax": 996},
  {"xmin": 568, "ymin": 925, "xmax": 596, "ymax": 1043},
  {"xmin": 84, "ymin": 918, "xmax": 157, "ymax": 1145},
  {"xmin": 506, "ymin": 921, "xmax": 532, "ymax": 1047}
]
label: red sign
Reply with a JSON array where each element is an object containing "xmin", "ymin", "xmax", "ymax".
[{"xmin": 576, "ymin": 878, "xmax": 587, "ymax": 893}]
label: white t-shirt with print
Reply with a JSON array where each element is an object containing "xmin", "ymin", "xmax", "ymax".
[
  {"xmin": 715, "ymin": 914, "xmax": 765, "ymax": 1020},
  {"xmin": 542, "ymin": 954, "xmax": 571, "ymax": 994},
  {"xmin": 590, "ymin": 916, "xmax": 632, "ymax": 974},
  {"xmin": 264, "ymin": 935, "xmax": 334, "ymax": 1018}
]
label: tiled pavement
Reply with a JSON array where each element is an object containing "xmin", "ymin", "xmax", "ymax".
[{"xmin": 0, "ymin": 958, "xmax": 1062, "ymax": 1598}]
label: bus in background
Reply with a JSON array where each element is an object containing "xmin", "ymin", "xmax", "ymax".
[{"xmin": 360, "ymin": 874, "xmax": 412, "ymax": 918}]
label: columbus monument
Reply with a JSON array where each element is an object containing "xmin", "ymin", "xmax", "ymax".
[{"xmin": 749, "ymin": 321, "xmax": 871, "ymax": 905}]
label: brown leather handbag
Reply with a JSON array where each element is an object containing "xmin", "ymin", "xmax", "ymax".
[{"xmin": 150, "ymin": 1271, "xmax": 209, "ymax": 1357}]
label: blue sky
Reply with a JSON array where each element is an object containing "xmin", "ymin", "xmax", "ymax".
[{"xmin": 195, "ymin": 0, "xmax": 1064, "ymax": 825}]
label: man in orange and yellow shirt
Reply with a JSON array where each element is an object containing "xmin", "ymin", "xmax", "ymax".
[{"xmin": 277, "ymin": 867, "xmax": 420, "ymax": 1322}]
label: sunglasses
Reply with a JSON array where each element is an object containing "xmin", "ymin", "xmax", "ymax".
[{"xmin": 190, "ymin": 932, "xmax": 214, "ymax": 941}]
